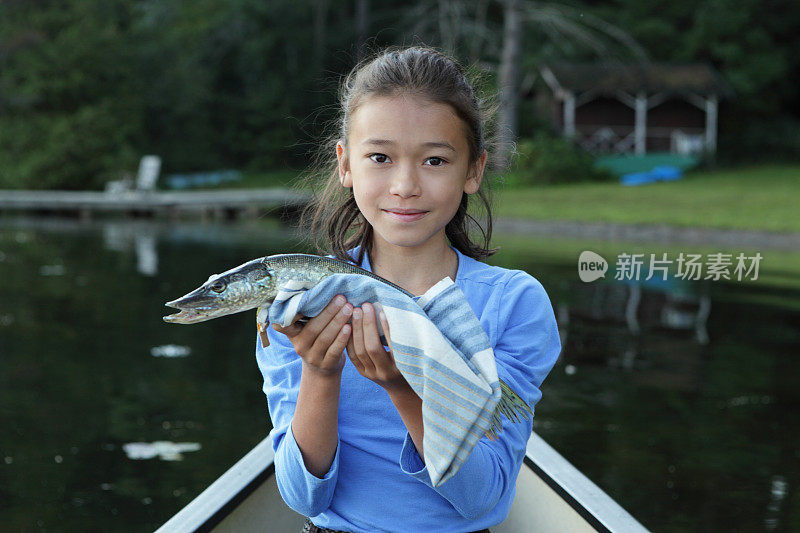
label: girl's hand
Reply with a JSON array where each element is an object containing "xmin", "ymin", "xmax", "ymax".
[
  {"xmin": 272, "ymin": 295, "xmax": 353, "ymax": 377},
  {"xmin": 346, "ymin": 302, "xmax": 406, "ymax": 391}
]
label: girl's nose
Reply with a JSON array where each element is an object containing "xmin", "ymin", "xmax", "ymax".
[{"xmin": 389, "ymin": 165, "xmax": 421, "ymax": 198}]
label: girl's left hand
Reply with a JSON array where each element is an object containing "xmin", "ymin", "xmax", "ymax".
[{"xmin": 346, "ymin": 302, "xmax": 406, "ymax": 391}]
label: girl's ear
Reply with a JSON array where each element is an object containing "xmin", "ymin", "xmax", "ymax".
[
  {"xmin": 464, "ymin": 150, "xmax": 488, "ymax": 195},
  {"xmin": 336, "ymin": 141, "xmax": 353, "ymax": 188}
]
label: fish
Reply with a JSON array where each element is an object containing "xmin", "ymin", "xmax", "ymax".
[{"xmin": 163, "ymin": 253, "xmax": 533, "ymax": 437}]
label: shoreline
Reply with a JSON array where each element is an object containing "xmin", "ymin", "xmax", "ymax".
[
  {"xmin": 2, "ymin": 212, "xmax": 799, "ymax": 252},
  {"xmin": 493, "ymin": 218, "xmax": 800, "ymax": 251}
]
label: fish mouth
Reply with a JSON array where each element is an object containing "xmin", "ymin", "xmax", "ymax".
[
  {"xmin": 163, "ymin": 292, "xmax": 218, "ymax": 324},
  {"xmin": 163, "ymin": 307, "xmax": 210, "ymax": 324}
]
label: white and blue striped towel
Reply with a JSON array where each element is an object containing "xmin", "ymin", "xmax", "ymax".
[{"xmin": 267, "ymin": 273, "xmax": 502, "ymax": 487}]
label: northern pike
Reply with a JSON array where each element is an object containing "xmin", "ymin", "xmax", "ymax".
[{"xmin": 163, "ymin": 253, "xmax": 532, "ymax": 437}]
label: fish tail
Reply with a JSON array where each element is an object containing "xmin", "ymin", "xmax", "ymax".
[{"xmin": 484, "ymin": 380, "xmax": 533, "ymax": 438}]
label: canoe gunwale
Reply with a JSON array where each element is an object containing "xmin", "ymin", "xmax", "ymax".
[
  {"xmin": 156, "ymin": 432, "xmax": 649, "ymax": 532},
  {"xmin": 156, "ymin": 437, "xmax": 276, "ymax": 533},
  {"xmin": 523, "ymin": 456, "xmax": 609, "ymax": 532},
  {"xmin": 522, "ymin": 432, "xmax": 649, "ymax": 533},
  {"xmin": 201, "ymin": 463, "xmax": 275, "ymax": 532}
]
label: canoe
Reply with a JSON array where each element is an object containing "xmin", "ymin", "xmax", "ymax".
[{"xmin": 157, "ymin": 432, "xmax": 649, "ymax": 532}]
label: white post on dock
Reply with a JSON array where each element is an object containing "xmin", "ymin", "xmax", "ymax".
[{"xmin": 136, "ymin": 156, "xmax": 162, "ymax": 192}]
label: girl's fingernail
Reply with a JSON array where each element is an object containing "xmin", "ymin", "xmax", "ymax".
[
  {"xmin": 335, "ymin": 295, "xmax": 346, "ymax": 306},
  {"xmin": 341, "ymin": 304, "xmax": 352, "ymax": 316},
  {"xmin": 353, "ymin": 308, "xmax": 362, "ymax": 319}
]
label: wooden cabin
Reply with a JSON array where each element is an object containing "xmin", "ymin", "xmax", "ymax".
[{"xmin": 537, "ymin": 63, "xmax": 732, "ymax": 155}]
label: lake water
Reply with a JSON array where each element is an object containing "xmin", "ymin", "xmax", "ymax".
[{"xmin": 1, "ymin": 217, "xmax": 797, "ymax": 532}]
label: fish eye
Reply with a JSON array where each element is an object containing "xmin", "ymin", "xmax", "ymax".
[{"xmin": 209, "ymin": 280, "xmax": 227, "ymax": 293}]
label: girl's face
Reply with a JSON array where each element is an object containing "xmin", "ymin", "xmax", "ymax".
[{"xmin": 337, "ymin": 94, "xmax": 486, "ymax": 253}]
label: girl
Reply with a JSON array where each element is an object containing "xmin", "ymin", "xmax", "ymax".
[{"xmin": 256, "ymin": 46, "xmax": 561, "ymax": 533}]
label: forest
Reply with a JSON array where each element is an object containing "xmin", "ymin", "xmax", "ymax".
[{"xmin": 1, "ymin": 0, "xmax": 798, "ymax": 189}]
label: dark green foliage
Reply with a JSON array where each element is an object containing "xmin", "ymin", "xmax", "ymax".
[
  {"xmin": 0, "ymin": 0, "xmax": 353, "ymax": 189},
  {"xmin": 0, "ymin": 0, "xmax": 797, "ymax": 189},
  {"xmin": 588, "ymin": 0, "xmax": 800, "ymax": 164},
  {"xmin": 718, "ymin": 117, "xmax": 800, "ymax": 164},
  {"xmin": 0, "ymin": 1, "xmax": 144, "ymax": 189},
  {"xmin": 509, "ymin": 133, "xmax": 614, "ymax": 185}
]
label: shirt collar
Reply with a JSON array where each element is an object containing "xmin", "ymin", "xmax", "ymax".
[{"xmin": 354, "ymin": 245, "xmax": 466, "ymax": 284}]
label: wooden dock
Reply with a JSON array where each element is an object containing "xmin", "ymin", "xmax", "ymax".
[{"xmin": 0, "ymin": 188, "xmax": 311, "ymax": 219}]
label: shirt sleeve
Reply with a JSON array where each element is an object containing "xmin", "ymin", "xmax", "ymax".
[
  {"xmin": 255, "ymin": 326, "xmax": 340, "ymax": 517},
  {"xmin": 398, "ymin": 271, "xmax": 561, "ymax": 519}
]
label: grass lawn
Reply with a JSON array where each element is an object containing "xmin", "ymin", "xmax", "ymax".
[
  {"xmin": 491, "ymin": 164, "xmax": 800, "ymax": 233},
  {"xmin": 184, "ymin": 164, "xmax": 799, "ymax": 234}
]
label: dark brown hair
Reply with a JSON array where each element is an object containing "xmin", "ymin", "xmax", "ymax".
[{"xmin": 300, "ymin": 45, "xmax": 500, "ymax": 265}]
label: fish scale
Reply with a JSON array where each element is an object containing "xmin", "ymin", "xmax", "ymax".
[
  {"xmin": 164, "ymin": 253, "xmax": 533, "ymax": 437},
  {"xmin": 266, "ymin": 254, "xmax": 414, "ymax": 297}
]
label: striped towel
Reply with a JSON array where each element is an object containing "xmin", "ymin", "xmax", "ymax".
[{"xmin": 267, "ymin": 273, "xmax": 502, "ymax": 487}]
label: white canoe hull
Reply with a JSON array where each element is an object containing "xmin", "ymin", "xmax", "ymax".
[{"xmin": 158, "ymin": 432, "xmax": 649, "ymax": 532}]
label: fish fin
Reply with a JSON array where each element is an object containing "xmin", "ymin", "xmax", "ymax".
[
  {"xmin": 258, "ymin": 320, "xmax": 271, "ymax": 347},
  {"xmin": 256, "ymin": 306, "xmax": 270, "ymax": 347},
  {"xmin": 259, "ymin": 328, "xmax": 270, "ymax": 348}
]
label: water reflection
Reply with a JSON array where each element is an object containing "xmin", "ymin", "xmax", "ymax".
[
  {"xmin": 558, "ymin": 278, "xmax": 712, "ymax": 391},
  {"xmin": 488, "ymin": 244, "xmax": 800, "ymax": 532},
  {"xmin": 150, "ymin": 345, "xmax": 192, "ymax": 358},
  {"xmin": 122, "ymin": 442, "xmax": 202, "ymax": 462},
  {"xmin": 104, "ymin": 223, "xmax": 158, "ymax": 276},
  {"xmin": 0, "ymin": 215, "xmax": 302, "ymax": 532},
  {"xmin": 1, "ymin": 216, "xmax": 798, "ymax": 532},
  {"xmin": 39, "ymin": 264, "xmax": 67, "ymax": 276},
  {"xmin": 765, "ymin": 475, "xmax": 788, "ymax": 531}
]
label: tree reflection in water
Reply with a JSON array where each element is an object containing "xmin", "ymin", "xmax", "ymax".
[{"xmin": 1, "ymin": 216, "xmax": 798, "ymax": 532}]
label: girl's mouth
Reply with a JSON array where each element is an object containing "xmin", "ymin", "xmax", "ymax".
[{"xmin": 383, "ymin": 209, "xmax": 428, "ymax": 222}]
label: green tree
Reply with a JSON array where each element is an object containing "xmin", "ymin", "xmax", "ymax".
[
  {"xmin": 0, "ymin": 1, "xmax": 144, "ymax": 189},
  {"xmin": 588, "ymin": 0, "xmax": 800, "ymax": 161}
]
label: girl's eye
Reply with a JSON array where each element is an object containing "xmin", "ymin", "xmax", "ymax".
[
  {"xmin": 369, "ymin": 153, "xmax": 390, "ymax": 164},
  {"xmin": 425, "ymin": 157, "xmax": 446, "ymax": 167}
]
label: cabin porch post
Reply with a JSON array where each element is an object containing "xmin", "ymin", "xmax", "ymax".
[
  {"xmin": 705, "ymin": 96, "xmax": 718, "ymax": 155},
  {"xmin": 563, "ymin": 91, "xmax": 576, "ymax": 138},
  {"xmin": 635, "ymin": 92, "xmax": 647, "ymax": 155}
]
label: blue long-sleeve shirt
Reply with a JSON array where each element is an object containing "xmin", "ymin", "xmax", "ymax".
[{"xmin": 255, "ymin": 248, "xmax": 561, "ymax": 532}]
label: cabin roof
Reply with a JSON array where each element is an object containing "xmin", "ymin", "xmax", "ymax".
[{"xmin": 541, "ymin": 63, "xmax": 733, "ymax": 98}]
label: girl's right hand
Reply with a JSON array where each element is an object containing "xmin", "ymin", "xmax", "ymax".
[{"xmin": 272, "ymin": 295, "xmax": 353, "ymax": 377}]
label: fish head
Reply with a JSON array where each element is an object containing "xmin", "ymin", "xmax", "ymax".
[{"xmin": 163, "ymin": 258, "xmax": 277, "ymax": 324}]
